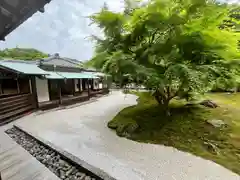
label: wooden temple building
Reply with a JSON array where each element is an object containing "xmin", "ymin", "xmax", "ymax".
[
  {"xmin": 0, "ymin": 54, "xmax": 110, "ymax": 124},
  {"xmin": 0, "ymin": 0, "xmax": 110, "ymax": 124}
]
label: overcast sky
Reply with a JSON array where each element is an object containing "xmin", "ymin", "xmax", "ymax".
[
  {"xmin": 0, "ymin": 0, "xmax": 125, "ymax": 61},
  {"xmin": 0, "ymin": 0, "xmax": 238, "ymax": 61}
]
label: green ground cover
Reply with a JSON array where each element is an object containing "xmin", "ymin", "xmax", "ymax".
[{"xmin": 108, "ymin": 91, "xmax": 240, "ymax": 174}]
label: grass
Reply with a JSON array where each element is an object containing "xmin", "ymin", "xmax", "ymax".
[{"xmin": 108, "ymin": 91, "xmax": 240, "ymax": 175}]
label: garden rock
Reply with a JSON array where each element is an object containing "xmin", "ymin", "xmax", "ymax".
[
  {"xmin": 5, "ymin": 127, "xmax": 100, "ymax": 180},
  {"xmin": 200, "ymin": 100, "xmax": 218, "ymax": 108},
  {"xmin": 126, "ymin": 122, "xmax": 139, "ymax": 134},
  {"xmin": 207, "ymin": 119, "xmax": 226, "ymax": 128},
  {"xmin": 203, "ymin": 141, "xmax": 219, "ymax": 155},
  {"xmin": 185, "ymin": 102, "xmax": 196, "ymax": 107}
]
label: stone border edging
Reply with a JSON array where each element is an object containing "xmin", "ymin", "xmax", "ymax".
[{"xmin": 14, "ymin": 125, "xmax": 117, "ymax": 180}]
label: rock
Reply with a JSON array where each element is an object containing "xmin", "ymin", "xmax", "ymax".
[
  {"xmin": 236, "ymin": 153, "xmax": 240, "ymax": 160},
  {"xmin": 185, "ymin": 102, "xmax": 196, "ymax": 107},
  {"xmin": 59, "ymin": 170, "xmax": 65, "ymax": 179},
  {"xmin": 79, "ymin": 174, "xmax": 86, "ymax": 179},
  {"xmin": 85, "ymin": 176, "xmax": 92, "ymax": 180},
  {"xmin": 59, "ymin": 159, "xmax": 66, "ymax": 166},
  {"xmin": 50, "ymin": 152, "xmax": 55, "ymax": 157},
  {"xmin": 76, "ymin": 172, "xmax": 85, "ymax": 178},
  {"xmin": 53, "ymin": 162, "xmax": 60, "ymax": 168},
  {"xmin": 65, "ymin": 167, "xmax": 74, "ymax": 176},
  {"xmin": 126, "ymin": 123, "xmax": 139, "ymax": 134},
  {"xmin": 46, "ymin": 155, "xmax": 51, "ymax": 159},
  {"xmin": 62, "ymin": 163, "xmax": 71, "ymax": 171},
  {"xmin": 200, "ymin": 100, "xmax": 218, "ymax": 108},
  {"xmin": 56, "ymin": 155, "xmax": 61, "ymax": 160},
  {"xmin": 203, "ymin": 141, "xmax": 219, "ymax": 155},
  {"xmin": 5, "ymin": 127, "xmax": 98, "ymax": 180},
  {"xmin": 70, "ymin": 167, "xmax": 77, "ymax": 174},
  {"xmin": 207, "ymin": 119, "xmax": 226, "ymax": 128}
]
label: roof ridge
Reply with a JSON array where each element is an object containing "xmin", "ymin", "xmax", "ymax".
[
  {"xmin": 40, "ymin": 55, "xmax": 82, "ymax": 66},
  {"xmin": 1, "ymin": 59, "xmax": 38, "ymax": 64}
]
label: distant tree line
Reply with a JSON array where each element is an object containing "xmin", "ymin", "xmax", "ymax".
[{"xmin": 0, "ymin": 48, "xmax": 48, "ymax": 60}]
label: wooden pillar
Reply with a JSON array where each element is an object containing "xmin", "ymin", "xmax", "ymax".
[
  {"xmin": 58, "ymin": 80, "xmax": 62, "ymax": 105},
  {"xmin": 98, "ymin": 79, "xmax": 100, "ymax": 91},
  {"xmin": 91, "ymin": 79, "xmax": 94, "ymax": 90},
  {"xmin": 29, "ymin": 79, "xmax": 32, "ymax": 93},
  {"xmin": 82, "ymin": 79, "xmax": 85, "ymax": 91},
  {"xmin": 47, "ymin": 80, "xmax": 52, "ymax": 101},
  {"xmin": 72, "ymin": 79, "xmax": 75, "ymax": 96},
  {"xmin": 16, "ymin": 78, "xmax": 20, "ymax": 94},
  {"xmin": 30, "ymin": 76, "xmax": 38, "ymax": 109},
  {"xmin": 0, "ymin": 79, "xmax": 2, "ymax": 94},
  {"xmin": 78, "ymin": 79, "xmax": 81, "ymax": 93},
  {"xmin": 102, "ymin": 77, "xmax": 105, "ymax": 90},
  {"xmin": 87, "ymin": 79, "xmax": 90, "ymax": 98}
]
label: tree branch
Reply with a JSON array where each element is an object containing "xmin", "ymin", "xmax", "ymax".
[{"xmin": 149, "ymin": 29, "xmax": 159, "ymax": 44}]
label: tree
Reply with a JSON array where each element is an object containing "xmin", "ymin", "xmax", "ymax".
[
  {"xmin": 0, "ymin": 48, "xmax": 48, "ymax": 60},
  {"xmin": 90, "ymin": 0, "xmax": 240, "ymax": 115},
  {"xmin": 220, "ymin": 5, "xmax": 240, "ymax": 30}
]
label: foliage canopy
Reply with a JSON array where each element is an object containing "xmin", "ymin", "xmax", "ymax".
[
  {"xmin": 89, "ymin": 0, "xmax": 240, "ymax": 113},
  {"xmin": 0, "ymin": 48, "xmax": 48, "ymax": 60}
]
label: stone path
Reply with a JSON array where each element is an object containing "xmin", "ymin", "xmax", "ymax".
[
  {"xmin": 12, "ymin": 91, "xmax": 240, "ymax": 180},
  {"xmin": 0, "ymin": 128, "xmax": 59, "ymax": 180}
]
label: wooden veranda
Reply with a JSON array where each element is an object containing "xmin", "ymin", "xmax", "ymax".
[{"xmin": 0, "ymin": 68, "xmax": 38, "ymax": 125}]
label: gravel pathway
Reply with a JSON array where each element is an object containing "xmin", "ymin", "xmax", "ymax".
[{"xmin": 13, "ymin": 91, "xmax": 240, "ymax": 180}]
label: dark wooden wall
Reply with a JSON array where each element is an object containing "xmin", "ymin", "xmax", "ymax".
[
  {"xmin": 0, "ymin": 69, "xmax": 37, "ymax": 124},
  {"xmin": 0, "ymin": 94, "xmax": 34, "ymax": 125}
]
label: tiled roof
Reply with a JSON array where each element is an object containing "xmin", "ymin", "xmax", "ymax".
[
  {"xmin": 0, "ymin": 61, "xmax": 48, "ymax": 75},
  {"xmin": 57, "ymin": 72, "xmax": 99, "ymax": 79},
  {"xmin": 39, "ymin": 54, "xmax": 82, "ymax": 68},
  {"xmin": 0, "ymin": 59, "xmax": 108, "ymax": 78},
  {"xmin": 1, "ymin": 59, "xmax": 39, "ymax": 64},
  {"xmin": 45, "ymin": 72, "xmax": 64, "ymax": 79}
]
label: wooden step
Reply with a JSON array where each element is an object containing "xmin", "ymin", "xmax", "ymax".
[
  {"xmin": 0, "ymin": 99, "xmax": 30, "ymax": 112},
  {"xmin": 0, "ymin": 94, "xmax": 30, "ymax": 102},
  {"xmin": 0, "ymin": 105, "xmax": 33, "ymax": 122},
  {"xmin": 0, "ymin": 94, "xmax": 32, "ymax": 106},
  {"xmin": 0, "ymin": 102, "xmax": 31, "ymax": 115}
]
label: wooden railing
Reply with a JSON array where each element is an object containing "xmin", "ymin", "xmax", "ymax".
[{"xmin": 0, "ymin": 93, "xmax": 34, "ymax": 124}]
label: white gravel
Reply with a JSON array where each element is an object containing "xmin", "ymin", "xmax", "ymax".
[{"xmin": 14, "ymin": 91, "xmax": 240, "ymax": 180}]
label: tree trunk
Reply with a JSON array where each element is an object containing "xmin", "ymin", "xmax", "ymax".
[
  {"xmin": 153, "ymin": 90, "xmax": 171, "ymax": 116},
  {"xmin": 154, "ymin": 94, "xmax": 163, "ymax": 105},
  {"xmin": 163, "ymin": 99, "xmax": 170, "ymax": 116},
  {"xmin": 153, "ymin": 90, "xmax": 164, "ymax": 105}
]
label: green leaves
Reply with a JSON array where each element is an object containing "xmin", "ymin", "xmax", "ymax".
[
  {"xmin": 0, "ymin": 48, "xmax": 48, "ymax": 60},
  {"xmin": 89, "ymin": 0, "xmax": 240, "ymax": 104}
]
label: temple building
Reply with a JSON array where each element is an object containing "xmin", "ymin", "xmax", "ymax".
[{"xmin": 0, "ymin": 54, "xmax": 110, "ymax": 124}]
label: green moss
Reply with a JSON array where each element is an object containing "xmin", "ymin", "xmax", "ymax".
[{"xmin": 108, "ymin": 92, "xmax": 240, "ymax": 175}]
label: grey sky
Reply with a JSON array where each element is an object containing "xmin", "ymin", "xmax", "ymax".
[
  {"xmin": 0, "ymin": 0, "xmax": 238, "ymax": 61},
  {"xmin": 0, "ymin": 0, "xmax": 124, "ymax": 61}
]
